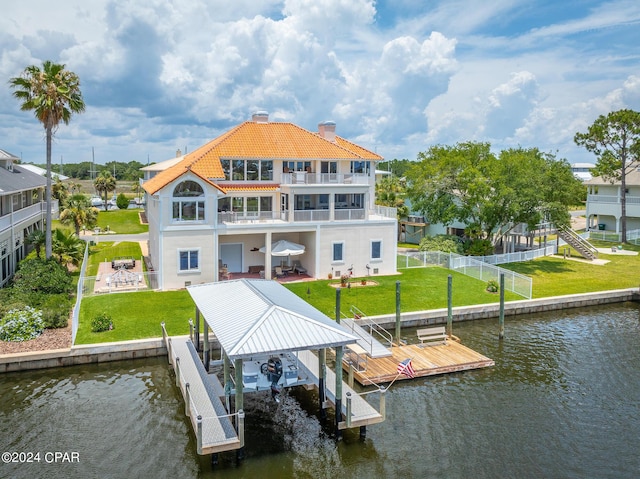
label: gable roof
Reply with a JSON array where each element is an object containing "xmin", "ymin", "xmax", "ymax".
[
  {"xmin": 143, "ymin": 120, "xmax": 382, "ymax": 195},
  {"xmin": 187, "ymin": 279, "xmax": 357, "ymax": 361},
  {"xmin": 0, "ymin": 163, "xmax": 47, "ymax": 194}
]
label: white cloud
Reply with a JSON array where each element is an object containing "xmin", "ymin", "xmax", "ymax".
[{"xmin": 0, "ymin": 0, "xmax": 638, "ymax": 165}]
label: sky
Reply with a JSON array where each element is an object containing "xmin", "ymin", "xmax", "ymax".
[{"xmin": 1, "ymin": 0, "xmax": 639, "ymax": 167}]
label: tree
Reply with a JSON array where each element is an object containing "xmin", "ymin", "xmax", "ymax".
[
  {"xmin": 574, "ymin": 109, "xmax": 640, "ymax": 243},
  {"xmin": 9, "ymin": 61, "xmax": 85, "ymax": 259},
  {"xmin": 376, "ymin": 175, "xmax": 409, "ymax": 239},
  {"xmin": 52, "ymin": 229, "xmax": 85, "ymax": 267},
  {"xmin": 131, "ymin": 182, "xmax": 144, "ymax": 203},
  {"xmin": 59, "ymin": 194, "xmax": 99, "ymax": 236},
  {"xmin": 94, "ymin": 171, "xmax": 116, "ymax": 211},
  {"xmin": 52, "ymin": 176, "xmax": 69, "ymax": 204},
  {"xmin": 26, "ymin": 230, "xmax": 46, "ymax": 259},
  {"xmin": 406, "ymin": 142, "xmax": 583, "ymax": 249}
]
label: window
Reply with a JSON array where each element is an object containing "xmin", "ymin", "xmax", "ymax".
[
  {"xmin": 172, "ymin": 181, "xmax": 205, "ymax": 221},
  {"xmin": 178, "ymin": 250, "xmax": 200, "ymax": 272},
  {"xmin": 332, "ymin": 242, "xmax": 344, "ymax": 262},
  {"xmin": 260, "ymin": 160, "xmax": 273, "ymax": 180},
  {"xmin": 371, "ymin": 240, "xmax": 382, "ymax": 261},
  {"xmin": 350, "ymin": 161, "xmax": 370, "ymax": 174}
]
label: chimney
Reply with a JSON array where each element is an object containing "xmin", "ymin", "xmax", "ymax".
[
  {"xmin": 176, "ymin": 149, "xmax": 182, "ymax": 158},
  {"xmin": 318, "ymin": 121, "xmax": 336, "ymax": 142},
  {"xmin": 252, "ymin": 111, "xmax": 269, "ymax": 123}
]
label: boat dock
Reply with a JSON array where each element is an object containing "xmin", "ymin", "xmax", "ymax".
[
  {"xmin": 345, "ymin": 341, "xmax": 494, "ymax": 385},
  {"xmin": 297, "ymin": 349, "xmax": 385, "ymax": 429},
  {"xmin": 163, "ymin": 329, "xmax": 242, "ymax": 455}
]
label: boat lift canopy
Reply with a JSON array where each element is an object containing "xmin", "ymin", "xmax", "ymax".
[{"xmin": 187, "ymin": 279, "xmax": 357, "ymax": 361}]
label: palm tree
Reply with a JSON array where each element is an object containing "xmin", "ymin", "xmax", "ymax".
[
  {"xmin": 52, "ymin": 228, "xmax": 85, "ymax": 268},
  {"xmin": 9, "ymin": 61, "xmax": 85, "ymax": 259},
  {"xmin": 131, "ymin": 182, "xmax": 143, "ymax": 203},
  {"xmin": 94, "ymin": 171, "xmax": 116, "ymax": 211},
  {"xmin": 26, "ymin": 230, "xmax": 46, "ymax": 259},
  {"xmin": 59, "ymin": 194, "xmax": 99, "ymax": 236}
]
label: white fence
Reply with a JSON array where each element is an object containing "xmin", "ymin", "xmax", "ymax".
[
  {"xmin": 587, "ymin": 228, "xmax": 640, "ymax": 245},
  {"xmin": 71, "ymin": 241, "xmax": 90, "ymax": 343},
  {"xmin": 397, "ymin": 250, "xmax": 535, "ymax": 299},
  {"xmin": 79, "ymin": 270, "xmax": 159, "ymax": 297}
]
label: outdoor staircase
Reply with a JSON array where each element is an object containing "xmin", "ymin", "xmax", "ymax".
[
  {"xmin": 340, "ymin": 307, "xmax": 393, "ymax": 359},
  {"xmin": 557, "ymin": 225, "xmax": 599, "ymax": 260}
]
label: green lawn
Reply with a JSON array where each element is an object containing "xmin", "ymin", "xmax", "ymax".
[
  {"xmin": 94, "ymin": 208, "xmax": 148, "ymax": 234},
  {"xmin": 503, "ymin": 241, "xmax": 640, "ymax": 298},
  {"xmin": 74, "ymin": 240, "xmax": 640, "ymax": 344},
  {"xmin": 286, "ymin": 267, "xmax": 520, "ymax": 318},
  {"xmin": 75, "ymin": 290, "xmax": 194, "ymax": 344},
  {"xmin": 85, "ymin": 242, "xmax": 144, "ymax": 276}
]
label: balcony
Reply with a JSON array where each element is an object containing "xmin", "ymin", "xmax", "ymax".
[
  {"xmin": 218, "ymin": 206, "xmax": 395, "ymax": 225},
  {"xmin": 588, "ymin": 194, "xmax": 640, "ymax": 204},
  {"xmin": 280, "ymin": 172, "xmax": 369, "ymax": 185},
  {"xmin": 0, "ymin": 203, "xmax": 45, "ymax": 233}
]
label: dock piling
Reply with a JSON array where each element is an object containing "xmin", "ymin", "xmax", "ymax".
[
  {"xmin": 236, "ymin": 409, "xmax": 245, "ymax": 463},
  {"xmin": 447, "ymin": 275, "xmax": 453, "ymax": 338},
  {"xmin": 499, "ymin": 273, "xmax": 505, "ymax": 339},
  {"xmin": 195, "ymin": 309, "xmax": 200, "ymax": 352},
  {"xmin": 346, "ymin": 392, "xmax": 352, "ymax": 428},
  {"xmin": 203, "ymin": 324, "xmax": 210, "ymax": 371},
  {"xmin": 395, "ymin": 281, "xmax": 401, "ymax": 346}
]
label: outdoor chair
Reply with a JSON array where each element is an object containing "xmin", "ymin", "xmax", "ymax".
[
  {"xmin": 292, "ymin": 260, "xmax": 307, "ymax": 275},
  {"xmin": 275, "ymin": 266, "xmax": 287, "ymax": 278}
]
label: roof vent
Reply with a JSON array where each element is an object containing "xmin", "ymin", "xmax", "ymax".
[
  {"xmin": 252, "ymin": 111, "xmax": 269, "ymax": 123},
  {"xmin": 318, "ymin": 120, "xmax": 336, "ymax": 142}
]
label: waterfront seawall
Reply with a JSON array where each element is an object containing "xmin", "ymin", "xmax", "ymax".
[{"xmin": 1, "ymin": 289, "xmax": 638, "ymax": 373}]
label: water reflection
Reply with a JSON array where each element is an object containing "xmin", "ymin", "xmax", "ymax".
[{"xmin": 1, "ymin": 304, "xmax": 639, "ymax": 478}]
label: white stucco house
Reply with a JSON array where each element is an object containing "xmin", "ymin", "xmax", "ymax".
[
  {"xmin": 585, "ymin": 164, "xmax": 640, "ymax": 234},
  {"xmin": 0, "ymin": 150, "xmax": 46, "ymax": 287},
  {"xmin": 142, "ymin": 112, "xmax": 398, "ymax": 290}
]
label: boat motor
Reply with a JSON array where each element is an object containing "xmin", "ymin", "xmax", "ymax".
[{"xmin": 267, "ymin": 357, "xmax": 283, "ymax": 401}]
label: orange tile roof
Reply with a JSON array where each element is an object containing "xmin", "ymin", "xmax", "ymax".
[
  {"xmin": 143, "ymin": 120, "xmax": 383, "ymax": 194},
  {"xmin": 223, "ymin": 184, "xmax": 280, "ymax": 192}
]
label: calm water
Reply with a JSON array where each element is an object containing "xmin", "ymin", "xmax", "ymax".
[{"xmin": 1, "ymin": 303, "xmax": 639, "ymax": 479}]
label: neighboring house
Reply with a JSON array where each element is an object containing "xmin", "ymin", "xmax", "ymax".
[
  {"xmin": 571, "ymin": 162, "xmax": 595, "ymax": 182},
  {"xmin": 585, "ymin": 164, "xmax": 640, "ymax": 233},
  {"xmin": 142, "ymin": 112, "xmax": 397, "ymax": 290},
  {"xmin": 0, "ymin": 149, "xmax": 46, "ymax": 287},
  {"xmin": 19, "ymin": 163, "xmax": 70, "ymax": 181}
]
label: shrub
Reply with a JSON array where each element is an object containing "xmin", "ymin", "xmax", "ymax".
[
  {"xmin": 464, "ymin": 239, "xmax": 494, "ymax": 256},
  {"xmin": 0, "ymin": 307, "xmax": 45, "ymax": 342},
  {"xmin": 40, "ymin": 294, "xmax": 73, "ymax": 329},
  {"xmin": 486, "ymin": 279, "xmax": 500, "ymax": 293},
  {"xmin": 11, "ymin": 258, "xmax": 73, "ymax": 295},
  {"xmin": 91, "ymin": 312, "xmax": 113, "ymax": 332},
  {"xmin": 419, "ymin": 235, "xmax": 463, "ymax": 254},
  {"xmin": 116, "ymin": 193, "xmax": 129, "ymax": 210}
]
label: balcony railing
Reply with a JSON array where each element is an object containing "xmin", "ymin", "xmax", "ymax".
[
  {"xmin": 0, "ymin": 203, "xmax": 44, "ymax": 233},
  {"xmin": 217, "ymin": 206, "xmax": 398, "ymax": 225},
  {"xmin": 588, "ymin": 194, "xmax": 640, "ymax": 204},
  {"xmin": 280, "ymin": 172, "xmax": 369, "ymax": 185},
  {"xmin": 293, "ymin": 209, "xmax": 331, "ymax": 222}
]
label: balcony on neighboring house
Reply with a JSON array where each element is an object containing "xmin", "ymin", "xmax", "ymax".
[{"xmin": 0, "ymin": 202, "xmax": 46, "ymax": 233}]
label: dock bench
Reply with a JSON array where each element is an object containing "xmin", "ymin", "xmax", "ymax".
[{"xmin": 417, "ymin": 326, "xmax": 447, "ymax": 346}]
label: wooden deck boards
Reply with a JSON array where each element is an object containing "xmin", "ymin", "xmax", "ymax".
[{"xmin": 346, "ymin": 341, "xmax": 494, "ymax": 385}]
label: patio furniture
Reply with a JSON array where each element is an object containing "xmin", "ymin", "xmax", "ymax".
[
  {"xmin": 274, "ymin": 266, "xmax": 287, "ymax": 278},
  {"xmin": 292, "ymin": 260, "xmax": 307, "ymax": 275}
]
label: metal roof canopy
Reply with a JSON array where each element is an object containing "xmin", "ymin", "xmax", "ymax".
[{"xmin": 187, "ymin": 279, "xmax": 357, "ymax": 361}]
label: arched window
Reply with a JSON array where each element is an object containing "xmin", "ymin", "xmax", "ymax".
[{"xmin": 172, "ymin": 181, "xmax": 205, "ymax": 221}]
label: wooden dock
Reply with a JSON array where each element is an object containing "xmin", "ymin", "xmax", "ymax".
[
  {"xmin": 345, "ymin": 341, "xmax": 494, "ymax": 385},
  {"xmin": 163, "ymin": 331, "xmax": 241, "ymax": 455},
  {"xmin": 297, "ymin": 350, "xmax": 384, "ymax": 429}
]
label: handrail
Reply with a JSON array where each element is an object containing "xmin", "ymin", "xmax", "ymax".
[
  {"xmin": 559, "ymin": 225, "xmax": 598, "ymax": 258},
  {"xmin": 349, "ymin": 306, "xmax": 393, "ymax": 348}
]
